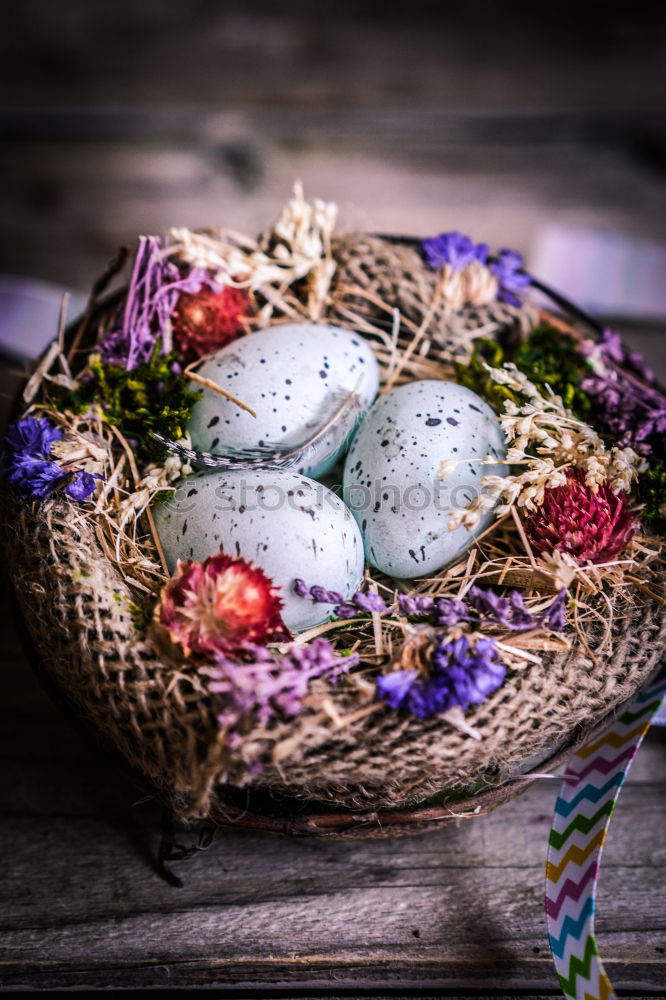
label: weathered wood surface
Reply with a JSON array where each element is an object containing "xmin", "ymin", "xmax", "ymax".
[
  {"xmin": 2, "ymin": 4, "xmax": 666, "ymax": 291},
  {"xmin": 2, "ymin": 4, "xmax": 666, "ymax": 993},
  {"xmin": 0, "ymin": 571, "xmax": 664, "ymax": 993}
]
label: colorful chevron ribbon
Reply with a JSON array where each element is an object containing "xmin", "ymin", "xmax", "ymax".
[{"xmin": 545, "ymin": 678, "xmax": 666, "ymax": 999}]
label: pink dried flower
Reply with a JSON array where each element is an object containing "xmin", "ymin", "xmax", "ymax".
[
  {"xmin": 156, "ymin": 553, "xmax": 290, "ymax": 656},
  {"xmin": 524, "ymin": 469, "xmax": 639, "ymax": 565}
]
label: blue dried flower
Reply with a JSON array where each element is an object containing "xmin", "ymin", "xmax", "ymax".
[
  {"xmin": 63, "ymin": 470, "xmax": 103, "ymax": 501},
  {"xmin": 377, "ymin": 633, "xmax": 505, "ymax": 719},
  {"xmin": 5, "ymin": 417, "xmax": 62, "ymax": 457},
  {"xmin": 375, "ymin": 669, "xmax": 419, "ymax": 710},
  {"xmin": 489, "ymin": 248, "xmax": 532, "ymax": 307},
  {"xmin": 4, "ymin": 415, "xmax": 102, "ymax": 503},
  {"xmin": 422, "ymin": 232, "xmax": 489, "ymax": 272},
  {"xmin": 7, "ymin": 456, "xmax": 65, "ymax": 499}
]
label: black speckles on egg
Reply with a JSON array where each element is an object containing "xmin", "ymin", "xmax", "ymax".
[
  {"xmin": 342, "ymin": 378, "xmax": 507, "ymax": 578},
  {"xmin": 187, "ymin": 322, "xmax": 380, "ymax": 479}
]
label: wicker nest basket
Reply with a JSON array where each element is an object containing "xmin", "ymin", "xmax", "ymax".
[{"xmin": 4, "ymin": 223, "xmax": 666, "ymax": 840}]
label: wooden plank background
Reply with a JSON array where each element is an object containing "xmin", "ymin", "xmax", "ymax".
[{"xmin": 1, "ymin": 3, "xmax": 665, "ymax": 994}]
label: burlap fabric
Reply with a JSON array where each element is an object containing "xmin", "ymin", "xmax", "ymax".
[
  {"xmin": 3, "ymin": 233, "xmax": 665, "ymax": 828},
  {"xmin": 5, "ymin": 494, "xmax": 665, "ymax": 823}
]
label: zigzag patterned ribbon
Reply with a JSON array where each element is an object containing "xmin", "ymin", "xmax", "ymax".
[{"xmin": 546, "ymin": 678, "xmax": 666, "ymax": 1000}]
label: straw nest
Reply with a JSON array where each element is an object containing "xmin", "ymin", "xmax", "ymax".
[{"xmin": 3, "ymin": 208, "xmax": 665, "ymax": 834}]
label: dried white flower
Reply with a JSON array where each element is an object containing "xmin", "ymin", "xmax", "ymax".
[
  {"xmin": 169, "ymin": 182, "xmax": 338, "ymax": 321},
  {"xmin": 447, "ymin": 361, "xmax": 645, "ymax": 530}
]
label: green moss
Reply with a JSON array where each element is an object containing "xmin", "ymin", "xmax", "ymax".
[
  {"xmin": 455, "ymin": 325, "xmax": 592, "ymax": 420},
  {"xmin": 454, "ymin": 338, "xmax": 520, "ymax": 412},
  {"xmin": 513, "ymin": 324, "xmax": 591, "ymax": 419},
  {"xmin": 63, "ymin": 348, "xmax": 201, "ymax": 463},
  {"xmin": 638, "ymin": 456, "xmax": 666, "ymax": 522}
]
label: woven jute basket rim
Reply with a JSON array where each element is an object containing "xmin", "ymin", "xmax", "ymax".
[{"xmin": 3, "ymin": 229, "xmax": 666, "ymax": 837}]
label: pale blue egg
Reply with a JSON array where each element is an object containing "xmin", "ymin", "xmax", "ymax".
[
  {"xmin": 153, "ymin": 467, "xmax": 364, "ymax": 632},
  {"xmin": 187, "ymin": 323, "xmax": 380, "ymax": 478},
  {"xmin": 342, "ymin": 380, "xmax": 508, "ymax": 579}
]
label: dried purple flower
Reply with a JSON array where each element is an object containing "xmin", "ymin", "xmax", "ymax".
[
  {"xmin": 489, "ymin": 248, "xmax": 532, "ymax": 307},
  {"xmin": 422, "ymin": 231, "xmax": 489, "ymax": 272},
  {"xmin": 397, "ymin": 593, "xmax": 435, "ymax": 616},
  {"xmin": 375, "ymin": 669, "xmax": 419, "ymax": 710},
  {"xmin": 432, "ymin": 635, "xmax": 506, "ymax": 709},
  {"xmin": 310, "ymin": 585, "xmax": 345, "ymax": 604},
  {"xmin": 5, "ymin": 416, "xmax": 62, "ymax": 456},
  {"xmin": 544, "ymin": 588, "xmax": 568, "ymax": 631},
  {"xmin": 205, "ymin": 638, "xmax": 358, "ymax": 734},
  {"xmin": 7, "ymin": 457, "xmax": 65, "ymax": 499},
  {"xmin": 99, "ymin": 236, "xmax": 218, "ymax": 370},
  {"xmin": 352, "ymin": 591, "xmax": 387, "ymax": 613},
  {"xmin": 294, "ymin": 579, "xmax": 388, "ymax": 617},
  {"xmin": 432, "ymin": 596, "xmax": 471, "ymax": 627},
  {"xmin": 580, "ymin": 328, "xmax": 666, "ymax": 454},
  {"xmin": 3, "ymin": 415, "xmax": 102, "ymax": 503},
  {"xmin": 61, "ymin": 470, "xmax": 104, "ymax": 502},
  {"xmin": 332, "ymin": 602, "xmax": 358, "ymax": 619},
  {"xmin": 466, "ymin": 585, "xmax": 567, "ymax": 632},
  {"xmin": 377, "ymin": 633, "xmax": 505, "ymax": 719}
]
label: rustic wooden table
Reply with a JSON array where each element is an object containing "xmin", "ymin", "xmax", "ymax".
[
  {"xmin": 1, "ymin": 585, "xmax": 664, "ymax": 995},
  {"xmin": 2, "ymin": 5, "xmax": 666, "ymax": 994}
]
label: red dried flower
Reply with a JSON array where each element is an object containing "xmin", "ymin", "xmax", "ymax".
[
  {"xmin": 156, "ymin": 553, "xmax": 290, "ymax": 656},
  {"xmin": 172, "ymin": 285, "xmax": 250, "ymax": 360},
  {"xmin": 524, "ymin": 469, "xmax": 639, "ymax": 565}
]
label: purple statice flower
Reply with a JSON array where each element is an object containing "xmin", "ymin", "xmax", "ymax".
[
  {"xmin": 586, "ymin": 328, "xmax": 654, "ymax": 382},
  {"xmin": 5, "ymin": 416, "xmax": 62, "ymax": 457},
  {"xmin": 543, "ymin": 588, "xmax": 568, "ymax": 631},
  {"xmin": 309, "ymin": 585, "xmax": 344, "ymax": 604},
  {"xmin": 432, "ymin": 596, "xmax": 471, "ymax": 627},
  {"xmin": 375, "ymin": 669, "xmax": 419, "ymax": 710},
  {"xmin": 294, "ymin": 578, "xmax": 388, "ymax": 617},
  {"xmin": 62, "ymin": 470, "xmax": 104, "ymax": 501},
  {"xmin": 466, "ymin": 585, "xmax": 514, "ymax": 627},
  {"xmin": 489, "ymin": 248, "xmax": 532, "ymax": 307},
  {"xmin": 466, "ymin": 584, "xmax": 568, "ymax": 632},
  {"xmin": 432, "ymin": 635, "xmax": 506, "ymax": 710},
  {"xmin": 580, "ymin": 329, "xmax": 666, "ymax": 454},
  {"xmin": 7, "ymin": 456, "xmax": 65, "ymax": 499},
  {"xmin": 377, "ymin": 633, "xmax": 505, "ymax": 719},
  {"xmin": 397, "ymin": 593, "xmax": 435, "ymax": 616},
  {"xmin": 205, "ymin": 638, "xmax": 358, "ymax": 734},
  {"xmin": 98, "ymin": 236, "xmax": 218, "ymax": 370},
  {"xmin": 422, "ymin": 231, "xmax": 489, "ymax": 272},
  {"xmin": 351, "ymin": 591, "xmax": 387, "ymax": 613},
  {"xmin": 331, "ymin": 602, "xmax": 358, "ymax": 619},
  {"xmin": 4, "ymin": 415, "xmax": 103, "ymax": 503}
]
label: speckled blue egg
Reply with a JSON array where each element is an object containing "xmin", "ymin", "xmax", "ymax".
[
  {"xmin": 153, "ymin": 468, "xmax": 365, "ymax": 631},
  {"xmin": 187, "ymin": 323, "xmax": 380, "ymax": 478},
  {"xmin": 342, "ymin": 380, "xmax": 508, "ymax": 579}
]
